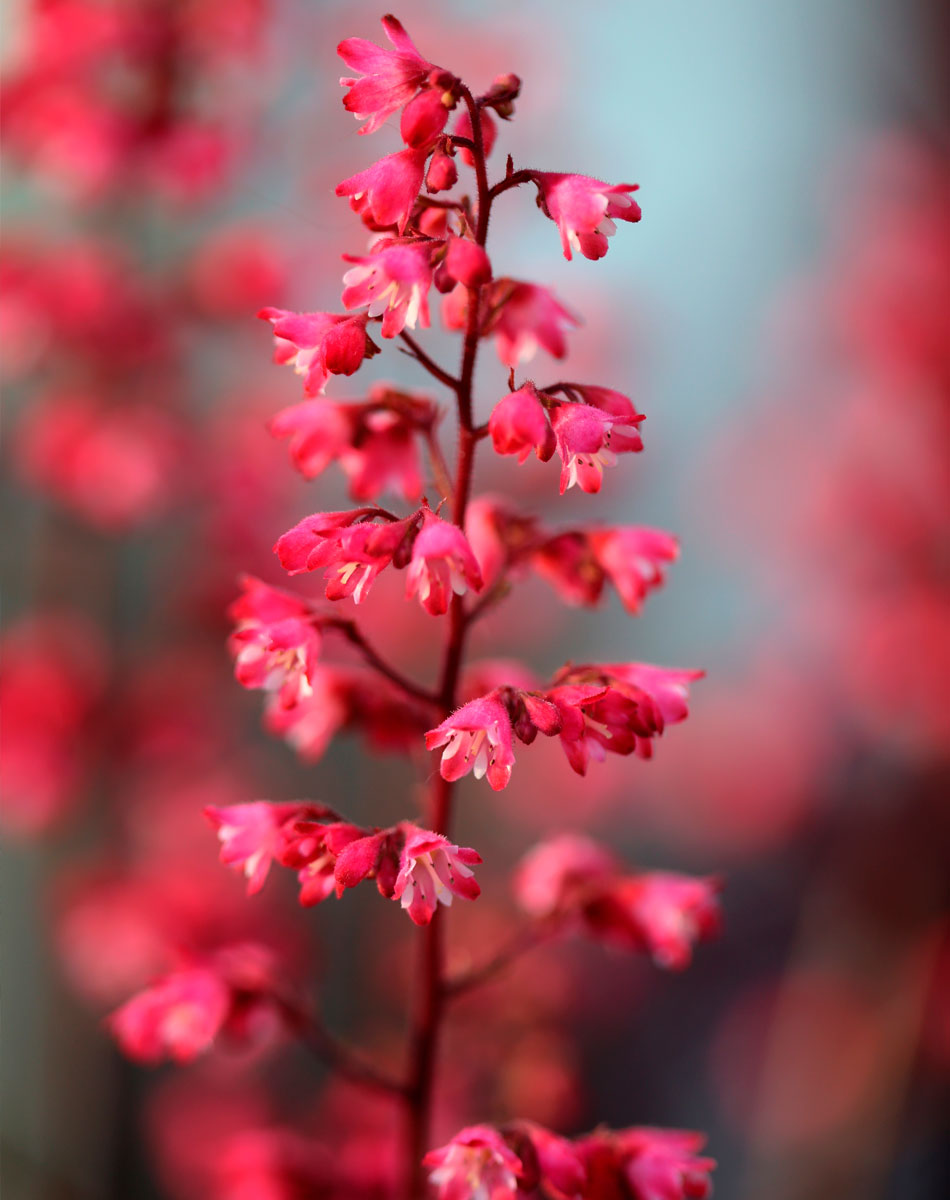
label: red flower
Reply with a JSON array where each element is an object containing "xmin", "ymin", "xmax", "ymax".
[
  {"xmin": 108, "ymin": 967, "xmax": 230, "ymax": 1064},
  {"xmin": 426, "ymin": 693, "xmax": 515, "ymax": 791},
  {"xmin": 532, "ymin": 171, "xmax": 642, "ymax": 260},
  {"xmin": 489, "ymin": 383, "xmax": 556, "ymax": 463},
  {"xmin": 405, "ymin": 508, "xmax": 483, "ymax": 616},
  {"xmin": 392, "ymin": 823, "xmax": 482, "ymax": 925},
  {"xmin": 342, "ymin": 240, "xmax": 436, "ymax": 338},
  {"xmin": 551, "ymin": 400, "xmax": 643, "ymax": 494},
  {"xmin": 424, "ymin": 1125, "xmax": 522, "ymax": 1199},
  {"xmin": 336, "ymin": 147, "xmax": 429, "ymax": 234},
  {"xmin": 338, "ymin": 15, "xmax": 440, "ymax": 136},
  {"xmin": 204, "ymin": 801, "xmax": 329, "ymax": 895},
  {"xmin": 486, "ymin": 280, "xmax": 579, "ymax": 366},
  {"xmin": 258, "ymin": 307, "xmax": 376, "ymax": 396},
  {"xmin": 227, "ymin": 577, "xmax": 322, "ymax": 709}
]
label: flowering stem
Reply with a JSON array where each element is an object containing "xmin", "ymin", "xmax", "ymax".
[
  {"xmin": 423, "ymin": 426, "xmax": 456, "ymax": 507},
  {"xmin": 403, "ymin": 90, "xmax": 496, "ymax": 1198}
]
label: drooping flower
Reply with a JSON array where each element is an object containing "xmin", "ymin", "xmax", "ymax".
[
  {"xmin": 405, "ymin": 508, "xmax": 483, "ymax": 615},
  {"xmin": 452, "ymin": 106, "xmax": 497, "ymax": 166},
  {"xmin": 426, "ymin": 693, "xmax": 516, "ymax": 790},
  {"xmin": 204, "ymin": 801, "xmax": 329, "ymax": 895},
  {"xmin": 550, "ymin": 401, "xmax": 644, "ymax": 494},
  {"xmin": 589, "ymin": 873, "xmax": 722, "ymax": 969},
  {"xmin": 338, "ymin": 15, "xmax": 438, "ymax": 136},
  {"xmin": 532, "ymin": 526, "xmax": 679, "ymax": 613},
  {"xmin": 489, "ymin": 383, "xmax": 556, "ymax": 463},
  {"xmin": 342, "ymin": 240, "xmax": 436, "ymax": 338},
  {"xmin": 258, "ymin": 307, "xmax": 376, "ymax": 396},
  {"xmin": 513, "ymin": 834, "xmax": 619, "ymax": 919},
  {"xmin": 485, "ymin": 280, "xmax": 579, "ymax": 366},
  {"xmin": 605, "ymin": 663, "xmax": 705, "ymax": 725},
  {"xmin": 441, "ymin": 235, "xmax": 492, "ymax": 290},
  {"xmin": 619, "ymin": 1128, "xmax": 716, "ymax": 1200},
  {"xmin": 108, "ymin": 967, "xmax": 230, "ymax": 1064},
  {"xmin": 400, "ymin": 86, "xmax": 454, "ymax": 149},
  {"xmin": 392, "ymin": 823, "xmax": 482, "ymax": 925},
  {"xmin": 335, "ymin": 147, "xmax": 429, "ymax": 234},
  {"xmin": 424, "ymin": 1125, "xmax": 522, "ymax": 1200},
  {"xmin": 532, "ymin": 171, "xmax": 642, "ymax": 261},
  {"xmin": 227, "ymin": 576, "xmax": 322, "ymax": 708}
]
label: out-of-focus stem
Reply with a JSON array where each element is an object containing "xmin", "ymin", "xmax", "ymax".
[
  {"xmin": 279, "ymin": 999, "xmax": 406, "ymax": 1097},
  {"xmin": 328, "ymin": 619, "xmax": 440, "ymax": 706},
  {"xmin": 444, "ymin": 918, "xmax": 561, "ymax": 999}
]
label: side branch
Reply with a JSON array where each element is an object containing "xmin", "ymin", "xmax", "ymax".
[
  {"xmin": 280, "ymin": 1000, "xmax": 406, "ymax": 1097},
  {"xmin": 488, "ymin": 168, "xmax": 536, "ymax": 201},
  {"xmin": 329, "ymin": 619, "xmax": 440, "ymax": 706},
  {"xmin": 444, "ymin": 918, "xmax": 561, "ymax": 998},
  {"xmin": 399, "ymin": 331, "xmax": 460, "ymax": 391}
]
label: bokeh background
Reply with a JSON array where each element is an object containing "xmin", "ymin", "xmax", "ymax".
[{"xmin": 2, "ymin": 1, "xmax": 948, "ymax": 1198}]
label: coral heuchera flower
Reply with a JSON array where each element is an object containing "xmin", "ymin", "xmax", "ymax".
[
  {"xmin": 551, "ymin": 400, "xmax": 645, "ymax": 494},
  {"xmin": 342, "ymin": 240, "xmax": 435, "ymax": 338},
  {"xmin": 405, "ymin": 508, "xmax": 483, "ymax": 615},
  {"xmin": 607, "ymin": 873, "xmax": 722, "ymax": 969},
  {"xmin": 620, "ymin": 1128, "xmax": 716, "ymax": 1200},
  {"xmin": 204, "ymin": 801, "xmax": 322, "ymax": 895},
  {"xmin": 532, "ymin": 171, "xmax": 642, "ymax": 261},
  {"xmin": 424, "ymin": 1125, "xmax": 522, "ymax": 1200},
  {"xmin": 338, "ymin": 15, "xmax": 440, "ymax": 136},
  {"xmin": 426, "ymin": 694, "xmax": 515, "ymax": 790},
  {"xmin": 108, "ymin": 967, "xmax": 230, "ymax": 1064},
  {"xmin": 486, "ymin": 280, "xmax": 578, "ymax": 366},
  {"xmin": 227, "ymin": 576, "xmax": 321, "ymax": 708},
  {"xmin": 336, "ymin": 147, "xmax": 429, "ymax": 234},
  {"xmin": 489, "ymin": 383, "xmax": 556, "ymax": 463},
  {"xmin": 393, "ymin": 823, "xmax": 481, "ymax": 925},
  {"xmin": 258, "ymin": 307, "xmax": 376, "ymax": 396}
]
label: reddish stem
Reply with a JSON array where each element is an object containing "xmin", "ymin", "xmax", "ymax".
[{"xmin": 403, "ymin": 87, "xmax": 495, "ymax": 1199}]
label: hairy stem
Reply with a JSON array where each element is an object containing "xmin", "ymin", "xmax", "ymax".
[{"xmin": 403, "ymin": 89, "xmax": 495, "ymax": 1199}]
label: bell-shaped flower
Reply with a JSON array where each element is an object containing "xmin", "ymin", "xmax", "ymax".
[
  {"xmin": 486, "ymin": 280, "xmax": 579, "ymax": 366},
  {"xmin": 392, "ymin": 823, "xmax": 482, "ymax": 925},
  {"xmin": 342, "ymin": 408, "xmax": 424, "ymax": 502},
  {"xmin": 276, "ymin": 510, "xmax": 417, "ymax": 604},
  {"xmin": 108, "ymin": 967, "xmax": 230, "ymax": 1064},
  {"xmin": 400, "ymin": 87, "xmax": 453, "ymax": 149},
  {"xmin": 336, "ymin": 147, "xmax": 429, "ymax": 234},
  {"xmin": 551, "ymin": 401, "xmax": 644, "ymax": 494},
  {"xmin": 619, "ymin": 1128, "xmax": 716, "ymax": 1200},
  {"xmin": 204, "ymin": 801, "xmax": 328, "ymax": 895},
  {"xmin": 258, "ymin": 308, "xmax": 376, "ymax": 396},
  {"xmin": 442, "ymin": 236, "xmax": 492, "ymax": 289},
  {"xmin": 405, "ymin": 509, "xmax": 483, "ymax": 616},
  {"xmin": 513, "ymin": 834, "xmax": 619, "ymax": 919},
  {"xmin": 342, "ymin": 240, "xmax": 436, "ymax": 338},
  {"xmin": 338, "ymin": 15, "xmax": 437, "ymax": 136},
  {"xmin": 452, "ymin": 107, "xmax": 497, "ymax": 166},
  {"xmin": 532, "ymin": 171, "xmax": 642, "ymax": 261},
  {"xmin": 604, "ymin": 663, "xmax": 704, "ymax": 725},
  {"xmin": 268, "ymin": 400, "xmax": 354, "ymax": 481},
  {"xmin": 426, "ymin": 145, "xmax": 458, "ymax": 192},
  {"xmin": 425, "ymin": 693, "xmax": 515, "ymax": 790},
  {"xmin": 489, "ymin": 383, "xmax": 556, "ymax": 463},
  {"xmin": 590, "ymin": 527, "xmax": 679, "ymax": 613},
  {"xmin": 599, "ymin": 873, "xmax": 723, "ymax": 969},
  {"xmin": 227, "ymin": 577, "xmax": 322, "ymax": 708},
  {"xmin": 424, "ymin": 1125, "xmax": 522, "ymax": 1200}
]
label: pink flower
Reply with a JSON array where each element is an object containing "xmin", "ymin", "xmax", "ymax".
[
  {"xmin": 336, "ymin": 147, "xmax": 429, "ymax": 234},
  {"xmin": 258, "ymin": 307, "xmax": 376, "ymax": 396},
  {"xmin": 442, "ymin": 235, "xmax": 492, "ymax": 289},
  {"xmin": 513, "ymin": 834, "xmax": 619, "ymax": 918},
  {"xmin": 532, "ymin": 171, "xmax": 642, "ymax": 261},
  {"xmin": 281, "ymin": 819, "xmax": 376, "ymax": 906},
  {"xmin": 546, "ymin": 679, "xmax": 659, "ymax": 774},
  {"xmin": 551, "ymin": 401, "xmax": 644, "ymax": 494},
  {"xmin": 532, "ymin": 526, "xmax": 679, "ymax": 613},
  {"xmin": 204, "ymin": 801, "xmax": 323, "ymax": 895},
  {"xmin": 604, "ymin": 663, "xmax": 705, "ymax": 725},
  {"xmin": 424, "ymin": 1125, "xmax": 522, "ymax": 1200},
  {"xmin": 595, "ymin": 873, "xmax": 722, "ymax": 969},
  {"xmin": 590, "ymin": 527, "xmax": 679, "ymax": 613},
  {"xmin": 518, "ymin": 1123, "xmax": 587, "ymax": 1199},
  {"xmin": 338, "ymin": 15, "xmax": 438, "ymax": 136},
  {"xmin": 620, "ymin": 1128, "xmax": 716, "ymax": 1200},
  {"xmin": 426, "ymin": 145, "xmax": 458, "ymax": 192},
  {"xmin": 276, "ymin": 511, "xmax": 418, "ymax": 604},
  {"xmin": 227, "ymin": 577, "xmax": 321, "ymax": 708},
  {"xmin": 486, "ymin": 280, "xmax": 579, "ymax": 366},
  {"xmin": 405, "ymin": 509, "xmax": 483, "ymax": 616},
  {"xmin": 108, "ymin": 967, "xmax": 230, "ymax": 1064},
  {"xmin": 489, "ymin": 383, "xmax": 556, "ymax": 463},
  {"xmin": 392, "ymin": 823, "xmax": 481, "ymax": 925},
  {"xmin": 342, "ymin": 240, "xmax": 435, "ymax": 338},
  {"xmin": 269, "ymin": 397, "xmax": 424, "ymax": 501},
  {"xmin": 264, "ymin": 670, "xmax": 349, "ymax": 763},
  {"xmin": 425, "ymin": 694, "xmax": 516, "ymax": 790},
  {"xmin": 400, "ymin": 86, "xmax": 454, "ymax": 149}
]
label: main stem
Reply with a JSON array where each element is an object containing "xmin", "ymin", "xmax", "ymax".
[{"xmin": 404, "ymin": 88, "xmax": 494, "ymax": 1198}]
